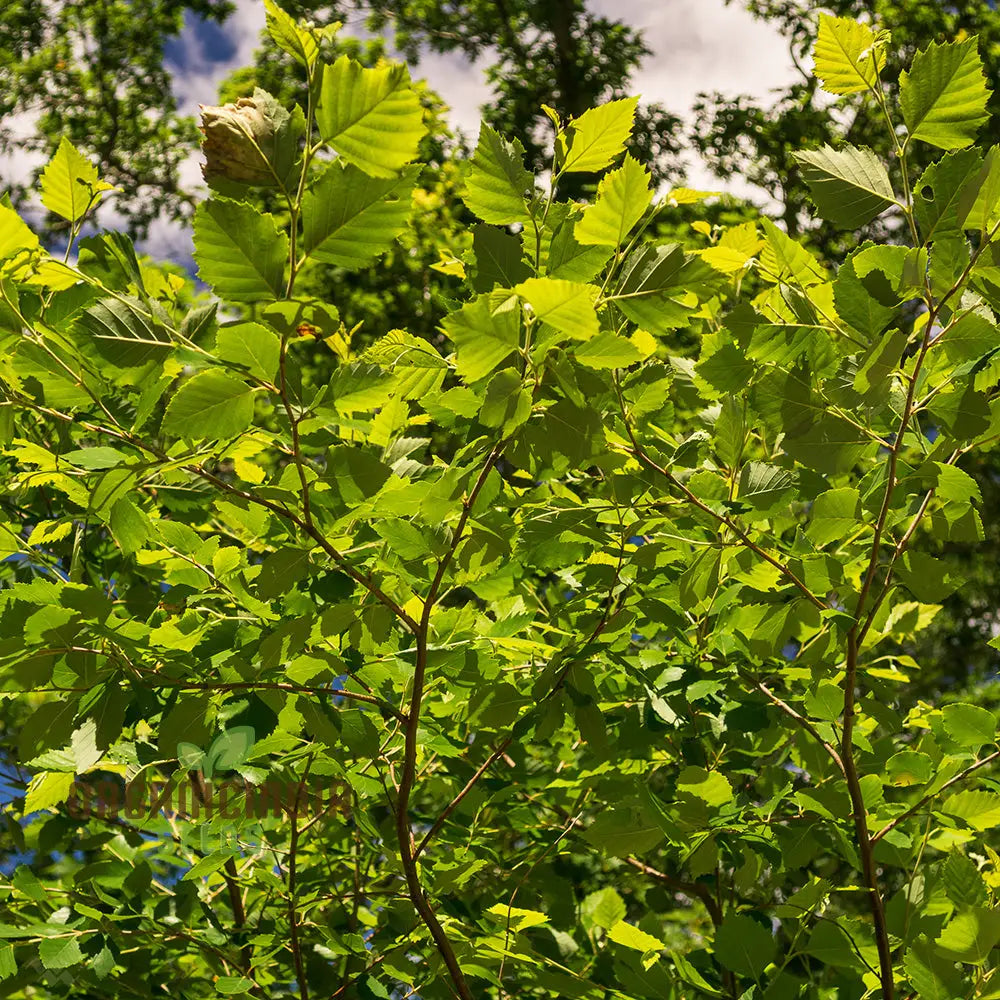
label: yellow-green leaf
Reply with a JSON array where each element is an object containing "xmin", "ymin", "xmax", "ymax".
[
  {"xmin": 516, "ymin": 277, "xmax": 599, "ymax": 340},
  {"xmin": 40, "ymin": 137, "xmax": 112, "ymax": 223},
  {"xmin": 316, "ymin": 56, "xmax": 425, "ymax": 177},
  {"xmin": 901, "ymin": 38, "xmax": 990, "ymax": 151},
  {"xmin": 575, "ymin": 154, "xmax": 652, "ymax": 247},
  {"xmin": 813, "ymin": 15, "xmax": 886, "ymax": 96},
  {"xmin": 559, "ymin": 97, "xmax": 639, "ymax": 174}
]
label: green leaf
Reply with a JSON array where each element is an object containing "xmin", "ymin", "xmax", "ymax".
[
  {"xmin": 580, "ymin": 887, "xmax": 626, "ymax": 931},
  {"xmin": 263, "ymin": 0, "xmax": 318, "ymax": 69},
  {"xmin": 559, "ymin": 97, "xmax": 638, "ymax": 173},
  {"xmin": 183, "ymin": 851, "xmax": 238, "ymax": 882},
  {"xmin": 886, "ymin": 750, "xmax": 934, "ymax": 786},
  {"xmin": 813, "ymin": 15, "xmax": 886, "ymax": 95},
  {"xmin": 316, "ymin": 55, "xmax": 425, "ymax": 176},
  {"xmin": 216, "ymin": 323, "xmax": 280, "ymax": 383},
  {"xmin": 546, "ymin": 215, "xmax": 615, "ymax": 281},
  {"xmin": 942, "ymin": 852, "xmax": 988, "ymax": 908},
  {"xmin": 361, "ymin": 329, "xmax": 447, "ymax": 370},
  {"xmin": 38, "ymin": 936, "xmax": 84, "ymax": 970},
  {"xmin": 738, "ymin": 462, "xmax": 796, "ymax": 512},
  {"xmin": 941, "ymin": 790, "xmax": 1000, "ymax": 830},
  {"xmin": 941, "ymin": 702, "xmax": 997, "ymax": 748},
  {"xmin": 714, "ymin": 914, "xmax": 775, "ymax": 979},
  {"xmin": 934, "ymin": 906, "xmax": 1000, "ymax": 963},
  {"xmin": 39, "ymin": 137, "xmax": 111, "ymax": 223},
  {"xmin": 759, "ymin": 219, "xmax": 826, "ymax": 286},
  {"xmin": 794, "ymin": 145, "xmax": 896, "ymax": 229},
  {"xmin": 0, "ymin": 943, "xmax": 15, "ymax": 981},
  {"xmin": 834, "ymin": 248, "xmax": 898, "ymax": 338},
  {"xmin": 584, "ymin": 803, "xmax": 665, "ymax": 856},
  {"xmin": 607, "ymin": 920, "xmax": 666, "ymax": 956},
  {"xmin": 574, "ymin": 332, "xmax": 642, "ymax": 370},
  {"xmin": 958, "ymin": 145, "xmax": 1000, "ymax": 233},
  {"xmin": 302, "ymin": 161, "xmax": 417, "ymax": 269},
  {"xmin": 904, "ymin": 940, "xmax": 966, "ymax": 1000},
  {"xmin": 110, "ymin": 497, "xmax": 151, "ymax": 556},
  {"xmin": 517, "ymin": 277, "xmax": 599, "ymax": 341},
  {"xmin": 374, "ymin": 519, "xmax": 434, "ymax": 560},
  {"xmin": 0, "ymin": 202, "xmax": 38, "ymax": 262},
  {"xmin": 463, "ymin": 124, "xmax": 534, "ymax": 225},
  {"xmin": 193, "ymin": 199, "xmax": 287, "ymax": 302},
  {"xmin": 676, "ymin": 766, "xmax": 732, "ymax": 807},
  {"xmin": 806, "ymin": 918, "xmax": 877, "ymax": 971},
  {"xmin": 914, "ymin": 148, "xmax": 984, "ymax": 240},
  {"xmin": 76, "ymin": 296, "xmax": 173, "ymax": 368},
  {"xmin": 256, "ymin": 548, "xmax": 311, "ymax": 599},
  {"xmin": 486, "ymin": 904, "xmax": 549, "ymax": 932},
  {"xmin": 610, "ymin": 243, "xmax": 698, "ymax": 333},
  {"xmin": 216, "ymin": 977, "xmax": 254, "ymax": 996},
  {"xmin": 471, "ymin": 225, "xmax": 531, "ymax": 291},
  {"xmin": 442, "ymin": 290, "xmax": 521, "ymax": 382},
  {"xmin": 24, "ymin": 771, "xmax": 73, "ymax": 814},
  {"xmin": 163, "ymin": 371, "xmax": 255, "ymax": 440},
  {"xmin": 575, "ymin": 154, "xmax": 651, "ymax": 247},
  {"xmin": 900, "ymin": 38, "xmax": 990, "ymax": 150},
  {"xmin": 479, "ymin": 369, "xmax": 531, "ymax": 430}
]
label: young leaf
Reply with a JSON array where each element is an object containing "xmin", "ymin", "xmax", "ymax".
[
  {"xmin": 794, "ymin": 145, "xmax": 897, "ymax": 228},
  {"xmin": 302, "ymin": 161, "xmax": 418, "ymax": 269},
  {"xmin": 607, "ymin": 920, "xmax": 666, "ymax": 957},
  {"xmin": 162, "ymin": 371, "xmax": 255, "ymax": 440},
  {"xmin": 516, "ymin": 277, "xmax": 600, "ymax": 340},
  {"xmin": 559, "ymin": 97, "xmax": 639, "ymax": 173},
  {"xmin": 813, "ymin": 15, "xmax": 885, "ymax": 96},
  {"xmin": 316, "ymin": 55, "xmax": 426, "ymax": 177},
  {"xmin": 193, "ymin": 199, "xmax": 287, "ymax": 302},
  {"xmin": 463, "ymin": 124, "xmax": 534, "ymax": 225},
  {"xmin": 442, "ymin": 290, "xmax": 521, "ymax": 381},
  {"xmin": 263, "ymin": 0, "xmax": 319, "ymax": 69},
  {"xmin": 575, "ymin": 154, "xmax": 652, "ymax": 247},
  {"xmin": 40, "ymin": 137, "xmax": 112, "ymax": 223},
  {"xmin": 900, "ymin": 38, "xmax": 990, "ymax": 150}
]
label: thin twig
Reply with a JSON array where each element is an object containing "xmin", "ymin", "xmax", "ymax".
[{"xmin": 872, "ymin": 750, "xmax": 1000, "ymax": 843}]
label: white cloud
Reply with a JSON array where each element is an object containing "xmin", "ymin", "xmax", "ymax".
[{"xmin": 588, "ymin": 0, "xmax": 798, "ymax": 199}]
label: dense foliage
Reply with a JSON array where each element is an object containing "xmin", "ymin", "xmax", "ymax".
[{"xmin": 2, "ymin": 5, "xmax": 1000, "ymax": 1000}]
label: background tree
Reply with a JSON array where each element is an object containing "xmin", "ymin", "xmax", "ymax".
[{"xmin": 1, "ymin": 0, "xmax": 233, "ymax": 238}]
